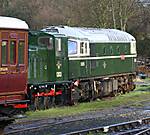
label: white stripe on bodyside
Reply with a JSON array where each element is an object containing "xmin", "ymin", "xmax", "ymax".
[{"xmin": 69, "ymin": 54, "xmax": 137, "ymax": 61}]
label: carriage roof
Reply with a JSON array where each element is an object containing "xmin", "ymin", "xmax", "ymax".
[
  {"xmin": 42, "ymin": 26, "xmax": 135, "ymax": 43},
  {"xmin": 0, "ymin": 16, "xmax": 29, "ymax": 30}
]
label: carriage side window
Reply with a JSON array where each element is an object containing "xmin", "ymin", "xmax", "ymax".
[
  {"xmin": 10, "ymin": 41, "xmax": 16, "ymax": 65},
  {"xmin": 68, "ymin": 40, "xmax": 77, "ymax": 55},
  {"xmin": 1, "ymin": 41, "xmax": 7, "ymax": 65},
  {"xmin": 18, "ymin": 41, "xmax": 25, "ymax": 64}
]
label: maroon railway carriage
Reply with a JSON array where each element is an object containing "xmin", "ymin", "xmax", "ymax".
[{"xmin": 0, "ymin": 16, "xmax": 29, "ymax": 114}]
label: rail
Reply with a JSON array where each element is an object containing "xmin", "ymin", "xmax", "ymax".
[{"xmin": 64, "ymin": 117, "xmax": 150, "ymax": 135}]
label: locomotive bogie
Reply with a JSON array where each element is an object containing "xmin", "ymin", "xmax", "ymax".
[
  {"xmin": 71, "ymin": 73, "xmax": 135, "ymax": 102},
  {"xmin": 28, "ymin": 82, "xmax": 71, "ymax": 110}
]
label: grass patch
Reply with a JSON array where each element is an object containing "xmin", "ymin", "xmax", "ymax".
[
  {"xmin": 26, "ymin": 86, "xmax": 150, "ymax": 120},
  {"xmin": 136, "ymin": 85, "xmax": 150, "ymax": 92}
]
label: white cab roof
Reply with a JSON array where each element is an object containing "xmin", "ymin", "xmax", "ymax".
[
  {"xmin": 42, "ymin": 26, "xmax": 135, "ymax": 43},
  {"xmin": 0, "ymin": 16, "xmax": 29, "ymax": 30}
]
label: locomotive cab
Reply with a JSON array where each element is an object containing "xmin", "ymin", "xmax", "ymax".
[
  {"xmin": 28, "ymin": 31, "xmax": 70, "ymax": 109},
  {"xmin": 28, "ymin": 31, "xmax": 69, "ymax": 83}
]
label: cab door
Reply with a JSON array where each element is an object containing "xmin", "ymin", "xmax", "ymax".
[{"xmin": 55, "ymin": 37, "xmax": 68, "ymax": 81}]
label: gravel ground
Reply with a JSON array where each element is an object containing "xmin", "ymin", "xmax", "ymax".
[{"xmin": 4, "ymin": 100, "xmax": 150, "ymax": 135}]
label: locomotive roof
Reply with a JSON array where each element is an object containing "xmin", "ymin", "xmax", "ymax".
[
  {"xmin": 0, "ymin": 16, "xmax": 29, "ymax": 30},
  {"xmin": 42, "ymin": 26, "xmax": 135, "ymax": 43},
  {"xmin": 29, "ymin": 30, "xmax": 66, "ymax": 38}
]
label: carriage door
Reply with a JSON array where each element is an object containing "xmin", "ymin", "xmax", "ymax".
[
  {"xmin": 1, "ymin": 35, "xmax": 9, "ymax": 93},
  {"xmin": 8, "ymin": 34, "xmax": 18, "ymax": 92},
  {"xmin": 8, "ymin": 32, "xmax": 27, "ymax": 92},
  {"xmin": 55, "ymin": 37, "xmax": 68, "ymax": 81}
]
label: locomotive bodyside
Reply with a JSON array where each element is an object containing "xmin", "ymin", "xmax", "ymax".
[
  {"xmin": 43, "ymin": 27, "xmax": 136, "ymax": 81},
  {"xmin": 0, "ymin": 16, "xmax": 29, "ymax": 114},
  {"xmin": 68, "ymin": 42, "xmax": 136, "ymax": 79},
  {"xmin": 66, "ymin": 27, "xmax": 136, "ymax": 99}
]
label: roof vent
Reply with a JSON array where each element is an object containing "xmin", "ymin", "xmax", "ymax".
[{"xmin": 45, "ymin": 28, "xmax": 59, "ymax": 33}]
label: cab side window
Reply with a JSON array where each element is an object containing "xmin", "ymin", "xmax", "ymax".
[
  {"xmin": 68, "ymin": 40, "xmax": 78, "ymax": 55},
  {"xmin": 55, "ymin": 38, "xmax": 61, "ymax": 56},
  {"xmin": 38, "ymin": 36, "xmax": 53, "ymax": 50}
]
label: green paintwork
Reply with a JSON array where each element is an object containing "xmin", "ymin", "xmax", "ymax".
[
  {"xmin": 68, "ymin": 42, "xmax": 136, "ymax": 79},
  {"xmin": 29, "ymin": 31, "xmax": 54, "ymax": 83},
  {"xmin": 28, "ymin": 31, "xmax": 69, "ymax": 84},
  {"xmin": 55, "ymin": 37, "xmax": 69, "ymax": 81}
]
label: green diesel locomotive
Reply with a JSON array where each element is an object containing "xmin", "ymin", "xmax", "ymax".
[{"xmin": 28, "ymin": 26, "xmax": 137, "ymax": 109}]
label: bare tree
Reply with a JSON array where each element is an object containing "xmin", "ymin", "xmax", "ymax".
[
  {"xmin": 111, "ymin": 0, "xmax": 138, "ymax": 31},
  {"xmin": 0, "ymin": 0, "xmax": 12, "ymax": 15},
  {"xmin": 111, "ymin": 0, "xmax": 117, "ymax": 29}
]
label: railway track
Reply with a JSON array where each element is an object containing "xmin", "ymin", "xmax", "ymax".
[
  {"xmin": 0, "ymin": 117, "xmax": 14, "ymax": 135},
  {"xmin": 4, "ymin": 98, "xmax": 150, "ymax": 135},
  {"xmin": 4, "ymin": 117, "xmax": 150, "ymax": 135},
  {"xmin": 5, "ymin": 117, "xmax": 101, "ymax": 135},
  {"xmin": 64, "ymin": 117, "xmax": 150, "ymax": 135}
]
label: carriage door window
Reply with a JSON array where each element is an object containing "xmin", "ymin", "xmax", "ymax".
[
  {"xmin": 1, "ymin": 41, "xmax": 7, "ymax": 65},
  {"xmin": 18, "ymin": 41, "xmax": 25, "ymax": 64},
  {"xmin": 10, "ymin": 41, "xmax": 16, "ymax": 65}
]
